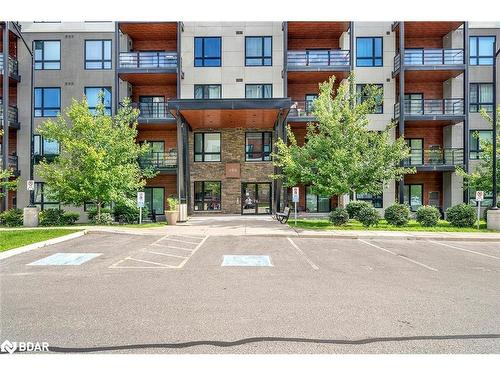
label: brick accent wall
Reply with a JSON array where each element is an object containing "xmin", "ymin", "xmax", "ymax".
[
  {"xmin": 188, "ymin": 128, "xmax": 275, "ymax": 214},
  {"xmin": 146, "ymin": 174, "xmax": 177, "ymax": 211},
  {"xmin": 404, "ymin": 125, "xmax": 443, "ymax": 148},
  {"xmin": 137, "ymin": 128, "xmax": 177, "ymax": 149},
  {"xmin": 132, "ymin": 85, "xmax": 177, "ymax": 102},
  {"xmin": 404, "ymin": 82, "xmax": 444, "ymax": 99},
  {"xmin": 404, "ymin": 171, "xmax": 443, "ymax": 207}
]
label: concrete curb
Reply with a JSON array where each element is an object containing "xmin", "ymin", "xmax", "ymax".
[{"xmin": 0, "ymin": 230, "xmax": 88, "ymax": 261}]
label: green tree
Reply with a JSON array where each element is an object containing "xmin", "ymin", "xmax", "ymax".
[
  {"xmin": 273, "ymin": 75, "xmax": 414, "ymax": 200},
  {"xmin": 36, "ymin": 95, "xmax": 156, "ymax": 220},
  {"xmin": 457, "ymin": 106, "xmax": 499, "ymax": 201},
  {"xmin": 0, "ymin": 129, "xmax": 18, "ymax": 201}
]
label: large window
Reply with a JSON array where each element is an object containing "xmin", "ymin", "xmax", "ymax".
[
  {"xmin": 194, "ymin": 133, "xmax": 221, "ymax": 162},
  {"xmin": 139, "ymin": 96, "xmax": 166, "ymax": 118},
  {"xmin": 306, "ymin": 186, "xmax": 330, "ymax": 213},
  {"xmin": 305, "ymin": 94, "xmax": 318, "ymax": 115},
  {"xmin": 469, "ymin": 36, "xmax": 496, "ymax": 65},
  {"xmin": 355, "ymin": 193, "xmax": 383, "ymax": 209},
  {"xmin": 356, "ymin": 84, "xmax": 383, "ymax": 114},
  {"xmin": 403, "ymin": 184, "xmax": 423, "ymax": 211},
  {"xmin": 469, "ymin": 190, "xmax": 494, "ymax": 207},
  {"xmin": 34, "ymin": 40, "xmax": 60, "ymax": 70},
  {"xmin": 356, "ymin": 37, "xmax": 383, "ymax": 67},
  {"xmin": 470, "ymin": 83, "xmax": 493, "ymax": 113},
  {"xmin": 34, "ymin": 88, "xmax": 61, "ymax": 117},
  {"xmin": 245, "ymin": 84, "xmax": 272, "ymax": 98},
  {"xmin": 34, "ymin": 135, "xmax": 60, "ymax": 163},
  {"xmin": 194, "ymin": 84, "xmax": 221, "ymax": 99},
  {"xmin": 194, "ymin": 37, "xmax": 221, "ymax": 67},
  {"xmin": 85, "ymin": 40, "xmax": 112, "ymax": 69},
  {"xmin": 245, "ymin": 132, "xmax": 272, "ymax": 162},
  {"xmin": 84, "ymin": 87, "xmax": 112, "ymax": 115},
  {"xmin": 469, "ymin": 130, "xmax": 493, "ymax": 159},
  {"xmin": 194, "ymin": 181, "xmax": 221, "ymax": 211},
  {"xmin": 144, "ymin": 187, "xmax": 165, "ymax": 217},
  {"xmin": 245, "ymin": 36, "xmax": 272, "ymax": 66},
  {"xmin": 34, "ymin": 182, "xmax": 59, "ymax": 210},
  {"xmin": 405, "ymin": 138, "xmax": 423, "ymax": 165}
]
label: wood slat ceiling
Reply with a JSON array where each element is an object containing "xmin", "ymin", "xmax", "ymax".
[
  {"xmin": 288, "ymin": 22, "xmax": 350, "ymax": 39},
  {"xmin": 400, "ymin": 21, "xmax": 463, "ymax": 38},
  {"xmin": 404, "ymin": 70, "xmax": 463, "ymax": 83},
  {"xmin": 180, "ymin": 109, "xmax": 280, "ymax": 129},
  {"xmin": 119, "ymin": 22, "xmax": 177, "ymax": 41},
  {"xmin": 118, "ymin": 73, "xmax": 177, "ymax": 86}
]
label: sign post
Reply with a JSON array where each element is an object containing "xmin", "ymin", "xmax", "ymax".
[
  {"xmin": 292, "ymin": 187, "xmax": 299, "ymax": 226},
  {"xmin": 475, "ymin": 191, "xmax": 484, "ymax": 229},
  {"xmin": 26, "ymin": 180, "xmax": 35, "ymax": 192},
  {"xmin": 137, "ymin": 192, "xmax": 145, "ymax": 225}
]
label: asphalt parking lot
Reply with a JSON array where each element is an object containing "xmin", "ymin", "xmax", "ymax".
[{"xmin": 0, "ymin": 231, "xmax": 499, "ymax": 354}]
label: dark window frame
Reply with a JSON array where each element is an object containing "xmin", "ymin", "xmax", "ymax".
[
  {"xmin": 355, "ymin": 192, "xmax": 383, "ymax": 209},
  {"xmin": 245, "ymin": 36, "xmax": 272, "ymax": 66},
  {"xmin": 34, "ymin": 40, "xmax": 61, "ymax": 70},
  {"xmin": 356, "ymin": 37, "xmax": 383, "ymax": 67},
  {"xmin": 194, "ymin": 181, "xmax": 222, "ymax": 211},
  {"xmin": 245, "ymin": 84, "xmax": 273, "ymax": 99},
  {"xmin": 469, "ymin": 130, "xmax": 493, "ymax": 160},
  {"xmin": 84, "ymin": 39, "xmax": 112, "ymax": 70},
  {"xmin": 34, "ymin": 87, "xmax": 61, "ymax": 117},
  {"xmin": 194, "ymin": 37, "xmax": 222, "ymax": 67},
  {"xmin": 144, "ymin": 186, "xmax": 165, "ymax": 217},
  {"xmin": 356, "ymin": 84, "xmax": 384, "ymax": 114},
  {"xmin": 469, "ymin": 35, "xmax": 496, "ymax": 66},
  {"xmin": 84, "ymin": 86, "xmax": 112, "ymax": 115},
  {"xmin": 194, "ymin": 132, "xmax": 222, "ymax": 162},
  {"xmin": 305, "ymin": 186, "xmax": 332, "ymax": 213},
  {"xmin": 33, "ymin": 134, "xmax": 60, "ymax": 163},
  {"xmin": 304, "ymin": 93, "xmax": 318, "ymax": 115},
  {"xmin": 469, "ymin": 82, "xmax": 494, "ymax": 113},
  {"xmin": 405, "ymin": 138, "xmax": 424, "ymax": 165},
  {"xmin": 34, "ymin": 182, "xmax": 60, "ymax": 210},
  {"xmin": 245, "ymin": 131, "xmax": 273, "ymax": 162},
  {"xmin": 194, "ymin": 84, "xmax": 222, "ymax": 99},
  {"xmin": 403, "ymin": 183, "xmax": 424, "ymax": 211}
]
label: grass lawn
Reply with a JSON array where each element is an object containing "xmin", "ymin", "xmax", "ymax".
[
  {"xmin": 289, "ymin": 219, "xmax": 493, "ymax": 232},
  {"xmin": 0, "ymin": 229, "xmax": 80, "ymax": 252}
]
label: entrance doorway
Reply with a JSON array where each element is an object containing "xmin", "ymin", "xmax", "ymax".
[{"xmin": 241, "ymin": 183, "xmax": 272, "ymax": 215}]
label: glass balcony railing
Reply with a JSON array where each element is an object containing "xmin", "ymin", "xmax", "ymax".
[
  {"xmin": 403, "ymin": 148, "xmax": 463, "ymax": 167},
  {"xmin": 119, "ymin": 51, "xmax": 178, "ymax": 69},
  {"xmin": 0, "ymin": 102, "xmax": 19, "ymax": 127},
  {"xmin": 287, "ymin": 50, "xmax": 350, "ymax": 69},
  {"xmin": 394, "ymin": 48, "xmax": 464, "ymax": 71},
  {"xmin": 394, "ymin": 99, "xmax": 464, "ymax": 118},
  {"xmin": 288, "ymin": 100, "xmax": 316, "ymax": 117},
  {"xmin": 0, "ymin": 55, "xmax": 19, "ymax": 77},
  {"xmin": 139, "ymin": 151, "xmax": 177, "ymax": 170}
]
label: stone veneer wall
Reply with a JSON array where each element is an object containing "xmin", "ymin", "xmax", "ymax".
[{"xmin": 189, "ymin": 128, "xmax": 275, "ymax": 214}]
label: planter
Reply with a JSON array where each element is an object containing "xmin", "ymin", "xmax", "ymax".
[{"xmin": 165, "ymin": 210, "xmax": 179, "ymax": 225}]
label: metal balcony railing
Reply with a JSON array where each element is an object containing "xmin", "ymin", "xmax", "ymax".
[
  {"xmin": 403, "ymin": 148, "xmax": 463, "ymax": 167},
  {"xmin": 0, "ymin": 55, "xmax": 19, "ymax": 77},
  {"xmin": 288, "ymin": 100, "xmax": 316, "ymax": 117},
  {"xmin": 133, "ymin": 102, "xmax": 175, "ymax": 120},
  {"xmin": 394, "ymin": 98, "xmax": 464, "ymax": 118},
  {"xmin": 0, "ymin": 155, "xmax": 18, "ymax": 172},
  {"xmin": 139, "ymin": 151, "xmax": 177, "ymax": 170},
  {"xmin": 119, "ymin": 51, "xmax": 178, "ymax": 69},
  {"xmin": 287, "ymin": 50, "xmax": 350, "ymax": 68},
  {"xmin": 394, "ymin": 48, "xmax": 464, "ymax": 71},
  {"xmin": 0, "ymin": 101, "xmax": 19, "ymax": 127}
]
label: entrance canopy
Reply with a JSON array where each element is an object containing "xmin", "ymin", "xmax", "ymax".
[{"xmin": 168, "ymin": 98, "xmax": 291, "ymax": 129}]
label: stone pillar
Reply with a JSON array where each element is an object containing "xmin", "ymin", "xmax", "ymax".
[
  {"xmin": 23, "ymin": 206, "xmax": 40, "ymax": 227},
  {"xmin": 487, "ymin": 209, "xmax": 500, "ymax": 231}
]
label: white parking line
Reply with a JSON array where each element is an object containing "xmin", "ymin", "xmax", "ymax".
[
  {"xmin": 287, "ymin": 237, "xmax": 319, "ymax": 270},
  {"xmin": 147, "ymin": 251, "xmax": 188, "ymax": 259},
  {"xmin": 428, "ymin": 240, "xmax": 500, "ymax": 261},
  {"xmin": 177, "ymin": 235, "xmax": 209, "ymax": 268},
  {"xmin": 160, "ymin": 238, "xmax": 201, "ymax": 245},
  {"xmin": 358, "ymin": 239, "xmax": 438, "ymax": 272},
  {"xmin": 151, "ymin": 243, "xmax": 194, "ymax": 251}
]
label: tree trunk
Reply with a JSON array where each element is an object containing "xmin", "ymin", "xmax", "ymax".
[{"xmin": 97, "ymin": 202, "xmax": 102, "ymax": 221}]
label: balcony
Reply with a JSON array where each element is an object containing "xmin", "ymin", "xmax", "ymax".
[
  {"xmin": 118, "ymin": 51, "xmax": 177, "ymax": 73},
  {"xmin": 394, "ymin": 99, "xmax": 465, "ymax": 122},
  {"xmin": 394, "ymin": 49, "xmax": 464, "ymax": 75},
  {"xmin": 139, "ymin": 151, "xmax": 177, "ymax": 172},
  {"xmin": 288, "ymin": 100, "xmax": 316, "ymax": 121},
  {"xmin": 0, "ymin": 155, "xmax": 19, "ymax": 175},
  {"xmin": 0, "ymin": 102, "xmax": 20, "ymax": 129},
  {"xmin": 133, "ymin": 102, "xmax": 176, "ymax": 124},
  {"xmin": 287, "ymin": 50, "xmax": 350, "ymax": 71},
  {"xmin": 0, "ymin": 55, "xmax": 20, "ymax": 80},
  {"xmin": 403, "ymin": 148, "xmax": 463, "ymax": 171}
]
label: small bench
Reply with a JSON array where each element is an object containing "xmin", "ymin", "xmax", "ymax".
[{"xmin": 276, "ymin": 207, "xmax": 291, "ymax": 224}]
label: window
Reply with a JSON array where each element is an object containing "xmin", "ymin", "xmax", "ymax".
[
  {"xmin": 404, "ymin": 93, "xmax": 424, "ymax": 115},
  {"xmin": 245, "ymin": 36, "xmax": 272, "ymax": 66},
  {"xmin": 85, "ymin": 40, "xmax": 112, "ymax": 69},
  {"xmin": 84, "ymin": 87, "xmax": 112, "ymax": 115},
  {"xmin": 305, "ymin": 94, "xmax": 318, "ymax": 115},
  {"xmin": 194, "ymin": 181, "xmax": 221, "ymax": 211},
  {"xmin": 84, "ymin": 202, "xmax": 112, "ymax": 212},
  {"xmin": 306, "ymin": 186, "xmax": 331, "ymax": 212},
  {"xmin": 34, "ymin": 40, "xmax": 61, "ymax": 70},
  {"xmin": 470, "ymin": 83, "xmax": 493, "ymax": 113},
  {"xmin": 356, "ymin": 84, "xmax": 383, "ymax": 114},
  {"xmin": 356, "ymin": 37, "xmax": 383, "ymax": 67},
  {"xmin": 469, "ymin": 190, "xmax": 493, "ymax": 207},
  {"xmin": 194, "ymin": 84, "xmax": 222, "ymax": 99},
  {"xmin": 34, "ymin": 135, "xmax": 60, "ymax": 163},
  {"xmin": 245, "ymin": 84, "xmax": 272, "ymax": 98},
  {"xmin": 194, "ymin": 133, "xmax": 221, "ymax": 162},
  {"xmin": 469, "ymin": 36, "xmax": 496, "ymax": 65},
  {"xmin": 139, "ymin": 96, "xmax": 166, "ymax": 118},
  {"xmin": 405, "ymin": 138, "xmax": 423, "ymax": 165},
  {"xmin": 144, "ymin": 187, "xmax": 165, "ymax": 217},
  {"xmin": 245, "ymin": 132, "xmax": 272, "ymax": 162},
  {"xmin": 469, "ymin": 130, "xmax": 493, "ymax": 159},
  {"xmin": 355, "ymin": 193, "xmax": 383, "ymax": 208},
  {"xmin": 194, "ymin": 37, "xmax": 221, "ymax": 67},
  {"xmin": 403, "ymin": 184, "xmax": 423, "ymax": 211},
  {"xmin": 34, "ymin": 182, "xmax": 59, "ymax": 210},
  {"xmin": 34, "ymin": 88, "xmax": 61, "ymax": 117}
]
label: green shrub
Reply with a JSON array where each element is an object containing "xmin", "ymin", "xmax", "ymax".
[
  {"xmin": 114, "ymin": 201, "xmax": 139, "ymax": 224},
  {"xmin": 0, "ymin": 208, "xmax": 23, "ymax": 227},
  {"xmin": 446, "ymin": 203, "xmax": 476, "ymax": 228},
  {"xmin": 62, "ymin": 211, "xmax": 80, "ymax": 225},
  {"xmin": 384, "ymin": 203, "xmax": 410, "ymax": 226},
  {"xmin": 91, "ymin": 212, "xmax": 113, "ymax": 225},
  {"xmin": 329, "ymin": 208, "xmax": 349, "ymax": 226},
  {"xmin": 39, "ymin": 208, "xmax": 66, "ymax": 226},
  {"xmin": 357, "ymin": 206, "xmax": 380, "ymax": 227},
  {"xmin": 346, "ymin": 201, "xmax": 372, "ymax": 220},
  {"xmin": 416, "ymin": 206, "xmax": 440, "ymax": 227},
  {"xmin": 87, "ymin": 207, "xmax": 112, "ymax": 222},
  {"xmin": 166, "ymin": 196, "xmax": 179, "ymax": 211}
]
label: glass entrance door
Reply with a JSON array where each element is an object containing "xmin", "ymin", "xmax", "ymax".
[{"xmin": 241, "ymin": 183, "xmax": 272, "ymax": 215}]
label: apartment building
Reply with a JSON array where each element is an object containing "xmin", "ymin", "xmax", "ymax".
[{"xmin": 1, "ymin": 21, "xmax": 499, "ymax": 220}]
